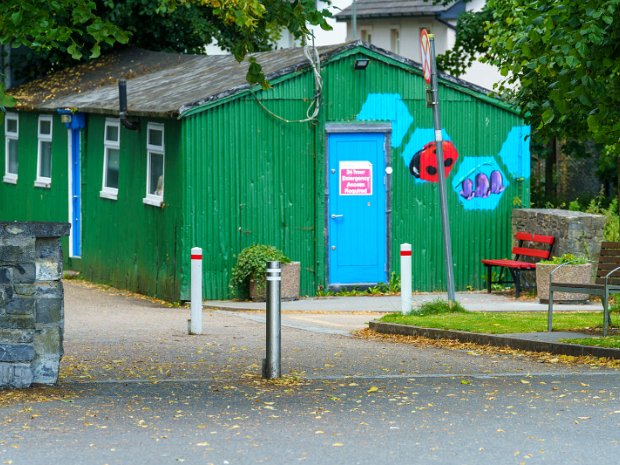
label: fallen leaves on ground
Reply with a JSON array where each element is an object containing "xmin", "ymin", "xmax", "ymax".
[
  {"xmin": 354, "ymin": 328, "xmax": 620, "ymax": 370},
  {"xmin": 0, "ymin": 386, "xmax": 79, "ymax": 408}
]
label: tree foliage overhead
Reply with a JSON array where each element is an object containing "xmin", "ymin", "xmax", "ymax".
[
  {"xmin": 440, "ymin": 0, "xmax": 620, "ymax": 153},
  {"xmin": 0, "ymin": 0, "xmax": 333, "ymax": 105}
]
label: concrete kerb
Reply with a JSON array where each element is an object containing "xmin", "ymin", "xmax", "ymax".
[{"xmin": 370, "ymin": 321, "xmax": 620, "ymax": 360}]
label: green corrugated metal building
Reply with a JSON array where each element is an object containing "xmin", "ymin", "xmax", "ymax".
[{"xmin": 0, "ymin": 42, "xmax": 530, "ymax": 301}]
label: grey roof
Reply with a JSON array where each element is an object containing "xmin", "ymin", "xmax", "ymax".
[
  {"xmin": 336, "ymin": 0, "xmax": 461, "ymax": 20},
  {"xmin": 11, "ymin": 40, "xmax": 502, "ymax": 118},
  {"xmin": 12, "ymin": 44, "xmax": 345, "ymax": 118}
]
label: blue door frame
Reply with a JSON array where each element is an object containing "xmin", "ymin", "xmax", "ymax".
[
  {"xmin": 326, "ymin": 125, "xmax": 391, "ymax": 287},
  {"xmin": 67, "ymin": 113, "xmax": 85, "ymax": 257}
]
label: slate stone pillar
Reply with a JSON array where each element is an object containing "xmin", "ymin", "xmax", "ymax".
[
  {"xmin": 512, "ymin": 209, "xmax": 606, "ymax": 259},
  {"xmin": 0, "ymin": 222, "xmax": 70, "ymax": 388}
]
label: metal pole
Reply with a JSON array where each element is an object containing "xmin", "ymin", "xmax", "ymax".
[
  {"xmin": 263, "ymin": 261, "xmax": 281, "ymax": 379},
  {"xmin": 352, "ymin": 0, "xmax": 358, "ymax": 40},
  {"xmin": 429, "ymin": 35, "xmax": 456, "ymax": 304},
  {"xmin": 189, "ymin": 247, "xmax": 203, "ymax": 335},
  {"xmin": 400, "ymin": 243, "xmax": 412, "ymax": 314}
]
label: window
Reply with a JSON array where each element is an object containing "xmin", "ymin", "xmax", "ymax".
[
  {"xmin": 100, "ymin": 119, "xmax": 120, "ymax": 200},
  {"xmin": 3, "ymin": 113, "xmax": 18, "ymax": 184},
  {"xmin": 390, "ymin": 28, "xmax": 400, "ymax": 55},
  {"xmin": 143, "ymin": 123, "xmax": 165, "ymax": 207},
  {"xmin": 35, "ymin": 115, "xmax": 53, "ymax": 188},
  {"xmin": 360, "ymin": 29, "xmax": 372, "ymax": 44}
]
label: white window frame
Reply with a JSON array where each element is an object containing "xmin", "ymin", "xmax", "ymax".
[
  {"xmin": 3, "ymin": 112, "xmax": 18, "ymax": 184},
  {"xmin": 360, "ymin": 28, "xmax": 373, "ymax": 44},
  {"xmin": 100, "ymin": 118, "xmax": 120, "ymax": 200},
  {"xmin": 143, "ymin": 123, "xmax": 165, "ymax": 207},
  {"xmin": 34, "ymin": 115, "xmax": 53, "ymax": 188},
  {"xmin": 390, "ymin": 27, "xmax": 400, "ymax": 55}
]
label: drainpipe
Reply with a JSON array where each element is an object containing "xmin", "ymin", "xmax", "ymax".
[{"xmin": 118, "ymin": 79, "xmax": 139, "ymax": 130}]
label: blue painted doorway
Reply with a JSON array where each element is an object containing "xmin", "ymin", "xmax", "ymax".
[
  {"xmin": 327, "ymin": 129, "xmax": 390, "ymax": 287},
  {"xmin": 67, "ymin": 113, "xmax": 85, "ymax": 257}
]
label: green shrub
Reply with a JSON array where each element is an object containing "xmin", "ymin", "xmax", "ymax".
[
  {"xmin": 412, "ymin": 299, "xmax": 468, "ymax": 316},
  {"xmin": 585, "ymin": 197, "xmax": 619, "ymax": 242},
  {"xmin": 229, "ymin": 244, "xmax": 290, "ymax": 298},
  {"xmin": 539, "ymin": 253, "xmax": 589, "ymax": 265},
  {"xmin": 568, "ymin": 194, "xmax": 619, "ymax": 242}
]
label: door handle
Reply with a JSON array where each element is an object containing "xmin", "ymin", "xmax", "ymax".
[{"xmin": 331, "ymin": 214, "xmax": 344, "ymax": 219}]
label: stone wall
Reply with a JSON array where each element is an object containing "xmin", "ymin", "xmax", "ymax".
[
  {"xmin": 512, "ymin": 209, "xmax": 606, "ymax": 260},
  {"xmin": 0, "ymin": 222, "xmax": 70, "ymax": 389}
]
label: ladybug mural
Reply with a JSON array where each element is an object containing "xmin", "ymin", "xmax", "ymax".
[{"xmin": 408, "ymin": 141, "xmax": 459, "ymax": 182}]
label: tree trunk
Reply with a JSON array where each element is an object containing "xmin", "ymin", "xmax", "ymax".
[{"xmin": 544, "ymin": 138, "xmax": 557, "ymax": 202}]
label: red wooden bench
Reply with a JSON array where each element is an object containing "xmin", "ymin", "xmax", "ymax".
[{"xmin": 481, "ymin": 232, "xmax": 555, "ymax": 298}]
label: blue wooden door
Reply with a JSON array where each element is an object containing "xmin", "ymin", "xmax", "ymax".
[{"xmin": 328, "ymin": 132, "xmax": 387, "ymax": 286}]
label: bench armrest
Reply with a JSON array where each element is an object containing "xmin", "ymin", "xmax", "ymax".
[{"xmin": 604, "ymin": 265, "xmax": 620, "ymax": 286}]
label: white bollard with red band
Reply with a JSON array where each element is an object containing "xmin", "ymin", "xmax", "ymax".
[
  {"xmin": 400, "ymin": 243, "xmax": 412, "ymax": 314},
  {"xmin": 190, "ymin": 247, "xmax": 203, "ymax": 335}
]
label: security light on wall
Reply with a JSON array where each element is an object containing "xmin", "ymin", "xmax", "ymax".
[
  {"xmin": 56, "ymin": 108, "xmax": 73, "ymax": 124},
  {"xmin": 354, "ymin": 58, "xmax": 369, "ymax": 70}
]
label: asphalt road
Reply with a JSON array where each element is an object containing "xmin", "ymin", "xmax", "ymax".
[{"xmin": 0, "ymin": 281, "xmax": 618, "ymax": 465}]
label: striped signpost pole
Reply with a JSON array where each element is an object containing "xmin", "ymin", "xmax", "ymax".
[
  {"xmin": 190, "ymin": 247, "xmax": 203, "ymax": 335},
  {"xmin": 401, "ymin": 244, "xmax": 412, "ymax": 314}
]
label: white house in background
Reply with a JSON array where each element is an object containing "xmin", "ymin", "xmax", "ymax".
[{"xmin": 335, "ymin": 0, "xmax": 503, "ymax": 90}]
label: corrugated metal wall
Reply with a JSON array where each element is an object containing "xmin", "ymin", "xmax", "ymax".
[
  {"xmin": 0, "ymin": 47, "xmax": 528, "ymax": 302},
  {"xmin": 181, "ymin": 73, "xmax": 318, "ymax": 300},
  {"xmin": 80, "ymin": 116, "xmax": 183, "ymax": 300},
  {"xmin": 319, "ymin": 52, "xmax": 529, "ymax": 292},
  {"xmin": 0, "ymin": 111, "xmax": 70, "ymax": 249},
  {"xmin": 181, "ymin": 49, "xmax": 528, "ymax": 299}
]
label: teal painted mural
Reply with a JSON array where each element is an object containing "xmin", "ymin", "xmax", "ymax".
[
  {"xmin": 500, "ymin": 126, "xmax": 531, "ymax": 180},
  {"xmin": 451, "ymin": 157, "xmax": 509, "ymax": 210},
  {"xmin": 354, "ymin": 93, "xmax": 529, "ymax": 211},
  {"xmin": 356, "ymin": 94, "xmax": 412, "ymax": 148}
]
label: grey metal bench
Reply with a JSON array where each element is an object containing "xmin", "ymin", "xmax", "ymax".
[{"xmin": 548, "ymin": 242, "xmax": 620, "ymax": 336}]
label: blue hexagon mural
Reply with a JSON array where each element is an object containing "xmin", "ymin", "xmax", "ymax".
[
  {"xmin": 356, "ymin": 94, "xmax": 413, "ymax": 148},
  {"xmin": 451, "ymin": 157, "xmax": 509, "ymax": 210},
  {"xmin": 499, "ymin": 126, "xmax": 531, "ymax": 179}
]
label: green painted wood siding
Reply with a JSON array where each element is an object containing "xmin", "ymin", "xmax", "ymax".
[
  {"xmin": 181, "ymin": 73, "xmax": 318, "ymax": 300},
  {"xmin": 79, "ymin": 116, "xmax": 183, "ymax": 300}
]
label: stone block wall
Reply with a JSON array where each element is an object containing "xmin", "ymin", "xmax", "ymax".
[
  {"xmin": 512, "ymin": 209, "xmax": 607, "ymax": 260},
  {"xmin": 0, "ymin": 222, "xmax": 70, "ymax": 389}
]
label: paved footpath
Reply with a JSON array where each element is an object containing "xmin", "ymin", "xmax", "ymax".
[{"xmin": 0, "ymin": 282, "xmax": 618, "ymax": 465}]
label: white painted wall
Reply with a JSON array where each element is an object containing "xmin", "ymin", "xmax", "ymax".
[
  {"xmin": 347, "ymin": 17, "xmax": 454, "ymax": 57},
  {"xmin": 309, "ymin": 0, "xmax": 349, "ymax": 45},
  {"xmin": 205, "ymin": 0, "xmax": 503, "ymax": 90},
  {"xmin": 340, "ymin": 0, "xmax": 503, "ymax": 90}
]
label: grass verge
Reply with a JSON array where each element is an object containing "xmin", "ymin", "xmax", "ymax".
[{"xmin": 380, "ymin": 310, "xmax": 616, "ymax": 335}]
